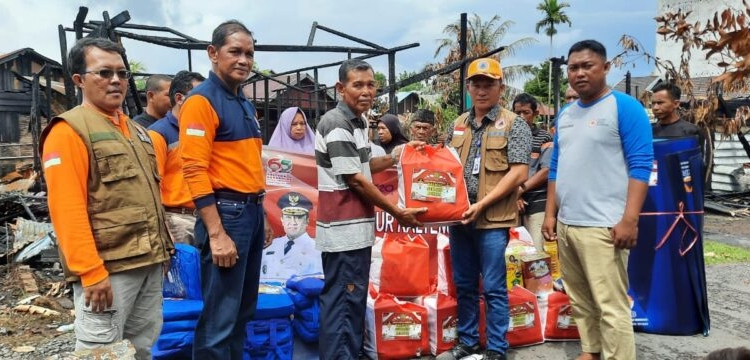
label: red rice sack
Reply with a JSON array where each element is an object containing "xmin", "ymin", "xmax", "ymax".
[
  {"xmin": 398, "ymin": 145, "xmax": 470, "ymax": 225},
  {"xmin": 507, "ymin": 286, "xmax": 544, "ymax": 347},
  {"xmin": 436, "ymin": 233, "xmax": 456, "ymax": 298},
  {"xmin": 424, "ymin": 293, "xmax": 458, "ymax": 355},
  {"xmin": 544, "ymin": 291, "xmax": 580, "ymax": 341},
  {"xmin": 364, "ymin": 291, "xmax": 430, "ymax": 359},
  {"xmin": 380, "ymin": 233, "xmax": 431, "ymax": 297}
]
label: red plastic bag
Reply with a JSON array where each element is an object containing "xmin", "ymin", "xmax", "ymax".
[
  {"xmin": 436, "ymin": 233, "xmax": 456, "ymax": 298},
  {"xmin": 398, "ymin": 145, "xmax": 470, "ymax": 225},
  {"xmin": 380, "ymin": 233, "xmax": 431, "ymax": 296},
  {"xmin": 507, "ymin": 286, "xmax": 544, "ymax": 347},
  {"xmin": 425, "ymin": 293, "xmax": 458, "ymax": 355},
  {"xmin": 365, "ymin": 292, "xmax": 429, "ymax": 359},
  {"xmin": 544, "ymin": 291, "xmax": 580, "ymax": 341}
]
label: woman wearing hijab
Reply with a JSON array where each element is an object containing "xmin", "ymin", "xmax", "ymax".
[
  {"xmin": 376, "ymin": 114, "xmax": 409, "ymax": 154},
  {"xmin": 268, "ymin": 107, "xmax": 316, "ymax": 154}
]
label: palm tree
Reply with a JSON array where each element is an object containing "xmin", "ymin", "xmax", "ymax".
[
  {"xmin": 535, "ymin": 0, "xmax": 572, "ymax": 112},
  {"xmin": 128, "ymin": 60, "xmax": 147, "ymax": 91},
  {"xmin": 535, "ymin": 0, "xmax": 572, "ymax": 52},
  {"xmin": 434, "ymin": 13, "xmax": 537, "ymax": 85}
]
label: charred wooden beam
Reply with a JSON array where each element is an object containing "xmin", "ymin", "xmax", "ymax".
[
  {"xmin": 58, "ymin": 25, "xmax": 77, "ymax": 110},
  {"xmin": 313, "ymin": 23, "xmax": 387, "ymax": 50},
  {"xmin": 379, "ymin": 45, "xmax": 506, "ymax": 95},
  {"xmin": 270, "ymin": 43, "xmax": 419, "ymax": 78}
]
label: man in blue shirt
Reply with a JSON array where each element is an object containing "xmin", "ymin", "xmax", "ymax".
[{"xmin": 543, "ymin": 40, "xmax": 654, "ymax": 360}]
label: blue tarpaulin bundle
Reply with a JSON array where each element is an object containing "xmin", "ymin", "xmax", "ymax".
[
  {"xmin": 627, "ymin": 137, "xmax": 710, "ymax": 335},
  {"xmin": 153, "ymin": 243, "xmax": 203, "ymax": 359},
  {"xmin": 244, "ymin": 284, "xmax": 295, "ymax": 359},
  {"xmin": 286, "ymin": 275, "xmax": 324, "ymax": 344}
]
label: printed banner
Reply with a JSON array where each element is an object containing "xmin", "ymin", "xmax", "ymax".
[{"xmin": 262, "ymin": 146, "xmax": 448, "ymax": 238}]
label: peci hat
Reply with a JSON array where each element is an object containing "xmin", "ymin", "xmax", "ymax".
[
  {"xmin": 278, "ymin": 191, "xmax": 312, "ymax": 216},
  {"xmin": 466, "ymin": 58, "xmax": 503, "ymax": 80}
]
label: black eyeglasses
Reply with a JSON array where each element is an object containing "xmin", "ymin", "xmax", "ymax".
[{"xmin": 83, "ymin": 69, "xmax": 132, "ymax": 79}]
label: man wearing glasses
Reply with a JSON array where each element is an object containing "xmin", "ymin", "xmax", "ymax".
[{"xmin": 41, "ymin": 37, "xmax": 173, "ymax": 359}]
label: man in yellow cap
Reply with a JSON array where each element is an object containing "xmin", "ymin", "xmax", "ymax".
[
  {"xmin": 438, "ymin": 58, "xmax": 532, "ymax": 360},
  {"xmin": 260, "ymin": 191, "xmax": 322, "ymax": 284}
]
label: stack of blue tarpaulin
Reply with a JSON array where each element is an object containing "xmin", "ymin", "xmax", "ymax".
[
  {"xmin": 286, "ymin": 274, "xmax": 324, "ymax": 344},
  {"xmin": 153, "ymin": 243, "xmax": 203, "ymax": 359},
  {"xmin": 244, "ymin": 283, "xmax": 295, "ymax": 360}
]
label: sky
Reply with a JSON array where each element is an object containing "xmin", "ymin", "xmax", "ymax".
[{"xmin": 0, "ymin": 0, "xmax": 659, "ymax": 90}]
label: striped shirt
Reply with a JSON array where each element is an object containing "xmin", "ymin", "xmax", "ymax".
[
  {"xmin": 315, "ymin": 102, "xmax": 375, "ymax": 252},
  {"xmin": 523, "ymin": 126, "xmax": 553, "ymax": 214}
]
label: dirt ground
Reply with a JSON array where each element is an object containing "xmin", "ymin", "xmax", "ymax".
[{"xmin": 0, "ymin": 213, "xmax": 748, "ymax": 359}]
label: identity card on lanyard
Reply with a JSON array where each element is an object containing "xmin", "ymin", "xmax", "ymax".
[{"xmin": 472, "ymin": 136, "xmax": 482, "ymax": 175}]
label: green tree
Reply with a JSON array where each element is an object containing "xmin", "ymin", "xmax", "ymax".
[
  {"xmin": 374, "ymin": 71, "xmax": 387, "ymax": 90},
  {"xmin": 434, "ymin": 13, "xmax": 537, "ymax": 84},
  {"xmin": 396, "ymin": 70, "xmax": 426, "ymax": 92},
  {"xmin": 128, "ymin": 60, "xmax": 147, "ymax": 90},
  {"xmin": 536, "ymin": 0, "xmax": 572, "ymax": 110},
  {"xmin": 522, "ymin": 61, "xmax": 568, "ymax": 105},
  {"xmin": 535, "ymin": 0, "xmax": 572, "ymax": 53},
  {"xmin": 430, "ymin": 13, "xmax": 537, "ymax": 115}
]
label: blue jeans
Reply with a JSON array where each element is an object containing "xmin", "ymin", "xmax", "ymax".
[
  {"xmin": 193, "ymin": 199, "xmax": 265, "ymax": 360},
  {"xmin": 449, "ymin": 223, "xmax": 510, "ymax": 353}
]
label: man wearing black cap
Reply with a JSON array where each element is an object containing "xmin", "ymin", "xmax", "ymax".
[{"xmin": 260, "ymin": 191, "xmax": 322, "ymax": 284}]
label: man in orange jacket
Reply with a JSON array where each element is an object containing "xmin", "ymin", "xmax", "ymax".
[
  {"xmin": 148, "ymin": 70, "xmax": 205, "ymax": 246},
  {"xmin": 41, "ymin": 37, "xmax": 173, "ymax": 359}
]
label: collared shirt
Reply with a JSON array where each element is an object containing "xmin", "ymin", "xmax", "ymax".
[
  {"xmin": 132, "ymin": 112, "xmax": 157, "ymax": 128},
  {"xmin": 315, "ymin": 101, "xmax": 376, "ymax": 252},
  {"xmin": 148, "ymin": 111, "xmax": 195, "ymax": 209},
  {"xmin": 446, "ymin": 104, "xmax": 532, "ymax": 203},
  {"xmin": 260, "ymin": 233, "xmax": 322, "ymax": 285},
  {"xmin": 524, "ymin": 125, "xmax": 553, "ymax": 214},
  {"xmin": 179, "ymin": 71, "xmax": 264, "ymax": 209}
]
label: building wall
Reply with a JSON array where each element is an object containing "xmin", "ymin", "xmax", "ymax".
[{"xmin": 655, "ymin": 0, "xmax": 744, "ymax": 77}]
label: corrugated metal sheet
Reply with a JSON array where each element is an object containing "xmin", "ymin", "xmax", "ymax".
[{"xmin": 712, "ymin": 133, "xmax": 750, "ymax": 192}]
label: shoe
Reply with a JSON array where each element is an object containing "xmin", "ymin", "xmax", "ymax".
[
  {"xmin": 483, "ymin": 350, "xmax": 507, "ymax": 360},
  {"xmin": 436, "ymin": 343, "xmax": 481, "ymax": 360}
]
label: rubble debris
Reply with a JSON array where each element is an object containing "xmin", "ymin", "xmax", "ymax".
[
  {"xmin": 706, "ymin": 190, "xmax": 750, "ymax": 217},
  {"xmin": 17, "ymin": 265, "xmax": 40, "ymax": 294},
  {"xmin": 16, "ymin": 294, "xmax": 41, "ymax": 305},
  {"xmin": 0, "ymin": 179, "xmax": 36, "ymax": 193},
  {"xmin": 45, "ymin": 339, "xmax": 136, "ymax": 360},
  {"xmin": 0, "ymin": 217, "xmax": 54, "ymax": 261},
  {"xmin": 1, "ymin": 162, "xmax": 34, "ymax": 184},
  {"xmin": 56, "ymin": 297, "xmax": 74, "ymax": 310},
  {"xmin": 33, "ymin": 296, "xmax": 68, "ymax": 313},
  {"xmin": 17, "ymin": 265, "xmax": 39, "ymax": 294},
  {"xmin": 45, "ymin": 281, "xmax": 67, "ymax": 298},
  {"xmin": 56, "ymin": 324, "xmax": 74, "ymax": 332},
  {"xmin": 13, "ymin": 304, "xmax": 61, "ymax": 317},
  {"xmin": 14, "ymin": 232, "xmax": 55, "ymax": 263},
  {"xmin": 0, "ymin": 192, "xmax": 49, "ymax": 228},
  {"xmin": 12, "ymin": 345, "xmax": 36, "ymax": 353}
]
